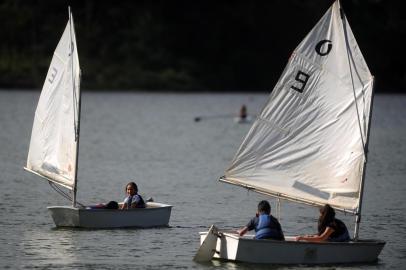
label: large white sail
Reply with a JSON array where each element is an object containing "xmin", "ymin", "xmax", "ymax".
[
  {"xmin": 223, "ymin": 1, "xmax": 373, "ymax": 213},
  {"xmin": 26, "ymin": 12, "xmax": 80, "ymax": 190}
]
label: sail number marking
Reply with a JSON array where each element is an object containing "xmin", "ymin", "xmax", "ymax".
[
  {"xmin": 290, "ymin": 39, "xmax": 331, "ymax": 93},
  {"xmin": 291, "ymin": 71, "xmax": 310, "ymax": 93},
  {"xmin": 315, "ymin": 39, "xmax": 332, "ymax": 56},
  {"xmin": 48, "ymin": 67, "xmax": 58, "ymax": 84}
]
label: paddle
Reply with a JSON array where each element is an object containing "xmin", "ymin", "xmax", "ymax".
[
  {"xmin": 194, "ymin": 114, "xmax": 235, "ymax": 122},
  {"xmin": 193, "ymin": 225, "xmax": 220, "ymax": 262},
  {"xmin": 194, "ymin": 105, "xmax": 251, "ymax": 122}
]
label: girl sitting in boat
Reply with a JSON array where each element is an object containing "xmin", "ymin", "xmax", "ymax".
[
  {"xmin": 295, "ymin": 204, "xmax": 350, "ymax": 242},
  {"xmin": 237, "ymin": 200, "xmax": 285, "ymax": 240},
  {"xmin": 120, "ymin": 182, "xmax": 146, "ymax": 209}
]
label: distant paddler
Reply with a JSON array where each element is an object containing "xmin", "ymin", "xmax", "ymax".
[
  {"xmin": 234, "ymin": 104, "xmax": 251, "ymax": 123},
  {"xmin": 194, "ymin": 104, "xmax": 252, "ymax": 123}
]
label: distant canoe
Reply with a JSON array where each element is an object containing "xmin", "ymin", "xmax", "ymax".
[{"xmin": 234, "ymin": 116, "xmax": 252, "ymax": 124}]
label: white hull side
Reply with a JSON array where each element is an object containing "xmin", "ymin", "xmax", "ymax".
[
  {"xmin": 48, "ymin": 202, "xmax": 172, "ymax": 228},
  {"xmin": 199, "ymin": 232, "xmax": 385, "ymax": 265}
]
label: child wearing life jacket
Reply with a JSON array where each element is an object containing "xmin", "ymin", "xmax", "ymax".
[
  {"xmin": 237, "ymin": 200, "xmax": 285, "ymax": 240},
  {"xmin": 120, "ymin": 182, "xmax": 146, "ymax": 209}
]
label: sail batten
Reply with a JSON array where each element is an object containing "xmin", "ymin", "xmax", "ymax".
[
  {"xmin": 223, "ymin": 1, "xmax": 373, "ymax": 212},
  {"xmin": 26, "ymin": 11, "xmax": 80, "ymax": 192}
]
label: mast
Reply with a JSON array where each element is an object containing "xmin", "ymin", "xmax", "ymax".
[
  {"xmin": 338, "ymin": 0, "xmax": 375, "ymax": 239},
  {"xmin": 69, "ymin": 6, "xmax": 81, "ymax": 207},
  {"xmin": 353, "ymin": 78, "xmax": 375, "ymax": 240}
]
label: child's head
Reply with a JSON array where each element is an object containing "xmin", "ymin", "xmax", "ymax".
[
  {"xmin": 318, "ymin": 204, "xmax": 336, "ymax": 233},
  {"xmin": 257, "ymin": 200, "xmax": 271, "ymax": 215},
  {"xmin": 125, "ymin": 182, "xmax": 138, "ymax": 196},
  {"xmin": 319, "ymin": 204, "xmax": 335, "ymax": 221}
]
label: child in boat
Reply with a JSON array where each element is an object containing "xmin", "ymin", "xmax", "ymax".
[
  {"xmin": 120, "ymin": 182, "xmax": 146, "ymax": 209},
  {"xmin": 237, "ymin": 200, "xmax": 285, "ymax": 240},
  {"xmin": 295, "ymin": 204, "xmax": 350, "ymax": 242}
]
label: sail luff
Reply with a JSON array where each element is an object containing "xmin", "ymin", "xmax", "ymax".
[
  {"xmin": 353, "ymin": 77, "xmax": 375, "ymax": 239},
  {"xmin": 69, "ymin": 7, "xmax": 80, "ymax": 207},
  {"xmin": 338, "ymin": 1, "xmax": 375, "ymax": 238},
  {"xmin": 340, "ymin": 4, "xmax": 367, "ymax": 158},
  {"xmin": 68, "ymin": 7, "xmax": 76, "ymax": 206}
]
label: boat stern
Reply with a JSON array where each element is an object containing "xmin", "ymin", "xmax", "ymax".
[{"xmin": 199, "ymin": 231, "xmax": 240, "ymax": 261}]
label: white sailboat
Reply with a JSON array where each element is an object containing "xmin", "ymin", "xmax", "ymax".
[
  {"xmin": 25, "ymin": 8, "xmax": 172, "ymax": 228},
  {"xmin": 197, "ymin": 0, "xmax": 385, "ymax": 264}
]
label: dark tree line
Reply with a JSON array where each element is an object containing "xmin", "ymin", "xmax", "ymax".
[{"xmin": 1, "ymin": 0, "xmax": 405, "ymax": 92}]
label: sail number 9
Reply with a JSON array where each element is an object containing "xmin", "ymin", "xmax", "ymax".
[{"xmin": 291, "ymin": 71, "xmax": 310, "ymax": 93}]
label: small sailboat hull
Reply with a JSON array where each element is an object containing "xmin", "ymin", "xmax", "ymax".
[
  {"xmin": 199, "ymin": 232, "xmax": 385, "ymax": 264},
  {"xmin": 48, "ymin": 202, "xmax": 172, "ymax": 228}
]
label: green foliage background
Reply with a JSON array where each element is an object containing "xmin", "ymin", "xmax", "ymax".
[{"xmin": 1, "ymin": 0, "xmax": 404, "ymax": 92}]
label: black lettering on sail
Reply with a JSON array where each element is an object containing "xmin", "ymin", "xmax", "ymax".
[
  {"xmin": 315, "ymin": 40, "xmax": 332, "ymax": 56},
  {"xmin": 291, "ymin": 71, "xmax": 310, "ymax": 93},
  {"xmin": 48, "ymin": 67, "xmax": 58, "ymax": 84}
]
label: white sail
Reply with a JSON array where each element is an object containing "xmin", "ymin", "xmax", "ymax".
[
  {"xmin": 223, "ymin": 1, "xmax": 373, "ymax": 213},
  {"xmin": 26, "ymin": 11, "xmax": 81, "ymax": 190}
]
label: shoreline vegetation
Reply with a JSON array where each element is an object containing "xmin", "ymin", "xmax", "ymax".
[{"xmin": 1, "ymin": 1, "xmax": 405, "ymax": 93}]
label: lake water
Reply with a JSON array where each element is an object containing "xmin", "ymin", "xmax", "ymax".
[{"xmin": 0, "ymin": 91, "xmax": 405, "ymax": 269}]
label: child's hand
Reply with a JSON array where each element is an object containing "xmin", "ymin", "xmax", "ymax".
[{"xmin": 295, "ymin": 236, "xmax": 302, "ymax": 241}]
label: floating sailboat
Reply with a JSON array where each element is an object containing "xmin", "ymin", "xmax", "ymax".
[
  {"xmin": 25, "ymin": 8, "xmax": 172, "ymax": 228},
  {"xmin": 197, "ymin": 0, "xmax": 385, "ymax": 264}
]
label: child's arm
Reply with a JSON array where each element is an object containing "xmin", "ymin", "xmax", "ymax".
[
  {"xmin": 295, "ymin": 227, "xmax": 334, "ymax": 242},
  {"xmin": 237, "ymin": 226, "xmax": 249, "ymax": 236}
]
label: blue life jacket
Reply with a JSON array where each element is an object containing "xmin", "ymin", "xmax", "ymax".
[
  {"xmin": 126, "ymin": 194, "xmax": 146, "ymax": 208},
  {"xmin": 255, "ymin": 214, "xmax": 282, "ymax": 240}
]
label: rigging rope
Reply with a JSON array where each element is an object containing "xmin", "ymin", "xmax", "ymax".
[
  {"xmin": 340, "ymin": 7, "xmax": 367, "ymax": 158},
  {"xmin": 48, "ymin": 181, "xmax": 85, "ymax": 208}
]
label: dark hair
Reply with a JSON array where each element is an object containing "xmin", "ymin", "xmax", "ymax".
[
  {"xmin": 257, "ymin": 200, "xmax": 271, "ymax": 214},
  {"xmin": 126, "ymin": 182, "xmax": 138, "ymax": 193},
  {"xmin": 318, "ymin": 204, "xmax": 336, "ymax": 235},
  {"xmin": 105, "ymin": 201, "xmax": 118, "ymax": 209}
]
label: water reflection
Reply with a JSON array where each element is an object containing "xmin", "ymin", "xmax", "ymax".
[{"xmin": 20, "ymin": 228, "xmax": 79, "ymax": 268}]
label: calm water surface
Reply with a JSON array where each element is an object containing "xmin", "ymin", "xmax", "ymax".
[{"xmin": 0, "ymin": 91, "xmax": 405, "ymax": 269}]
